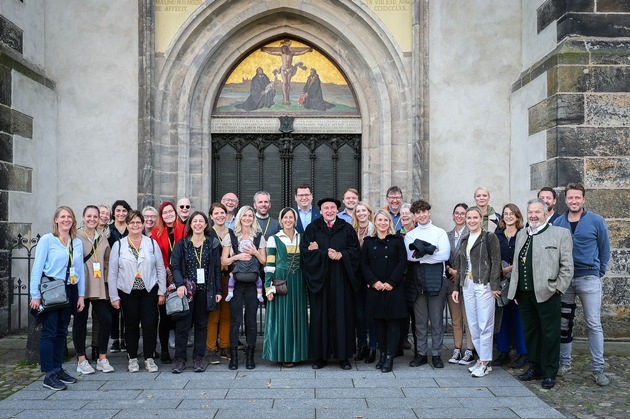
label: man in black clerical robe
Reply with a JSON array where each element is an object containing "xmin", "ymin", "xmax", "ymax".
[
  {"xmin": 301, "ymin": 197, "xmax": 360, "ymax": 370},
  {"xmin": 235, "ymin": 67, "xmax": 275, "ymax": 111}
]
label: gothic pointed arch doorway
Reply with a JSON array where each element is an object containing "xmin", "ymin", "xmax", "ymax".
[{"xmin": 210, "ymin": 37, "xmax": 362, "ymax": 208}]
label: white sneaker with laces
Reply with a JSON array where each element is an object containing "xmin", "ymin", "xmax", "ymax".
[
  {"xmin": 448, "ymin": 348, "xmax": 461, "ymax": 364},
  {"xmin": 145, "ymin": 357, "xmax": 159, "ymax": 373},
  {"xmin": 459, "ymin": 349, "xmax": 475, "ymax": 365},
  {"xmin": 557, "ymin": 364, "xmax": 572, "ymax": 376},
  {"xmin": 471, "ymin": 363, "xmax": 489, "ymax": 378},
  {"xmin": 128, "ymin": 358, "xmax": 140, "ymax": 373},
  {"xmin": 76, "ymin": 360, "xmax": 95, "ymax": 375},
  {"xmin": 468, "ymin": 360, "xmax": 482, "ymax": 373},
  {"xmin": 96, "ymin": 358, "xmax": 114, "ymax": 373}
]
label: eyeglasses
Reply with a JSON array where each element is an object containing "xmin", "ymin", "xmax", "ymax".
[
  {"xmin": 179, "ymin": 205, "xmax": 190, "ymax": 209},
  {"xmin": 128, "ymin": 221, "xmax": 143, "ymax": 226},
  {"xmin": 387, "ymin": 195, "xmax": 402, "ymax": 200},
  {"xmin": 222, "ymin": 198, "xmax": 238, "ymax": 203},
  {"xmin": 143, "ymin": 215, "xmax": 157, "ymax": 219},
  {"xmin": 453, "ymin": 212, "xmax": 466, "ymax": 217}
]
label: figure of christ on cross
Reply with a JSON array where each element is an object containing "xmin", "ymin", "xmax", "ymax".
[{"xmin": 261, "ymin": 39, "xmax": 312, "ymax": 105}]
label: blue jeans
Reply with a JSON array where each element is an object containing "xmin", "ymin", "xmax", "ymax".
[{"xmin": 560, "ymin": 275, "xmax": 605, "ymax": 372}]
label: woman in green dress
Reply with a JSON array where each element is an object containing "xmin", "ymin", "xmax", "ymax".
[{"xmin": 263, "ymin": 207, "xmax": 309, "ymax": 367}]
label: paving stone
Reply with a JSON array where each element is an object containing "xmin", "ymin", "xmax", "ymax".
[
  {"xmin": 272, "ymin": 397, "xmax": 367, "ymax": 409},
  {"xmin": 226, "ymin": 387, "xmax": 313, "ymax": 399},
  {"xmin": 316, "ymin": 408, "xmax": 418, "ymax": 418},
  {"xmin": 99, "ymin": 380, "xmax": 187, "ymax": 390},
  {"xmin": 271, "ymin": 378, "xmax": 353, "ymax": 388},
  {"xmin": 215, "ymin": 408, "xmax": 314, "ymax": 418},
  {"xmin": 316, "ymin": 387, "xmax": 403, "ymax": 399},
  {"xmin": 0, "ymin": 400, "xmax": 89, "ymax": 410},
  {"xmin": 461, "ymin": 395, "xmax": 553, "ymax": 409},
  {"xmin": 402, "ymin": 387, "xmax": 494, "ymax": 398},
  {"xmin": 177, "ymin": 398, "xmax": 273, "ymax": 409},
  {"xmin": 136, "ymin": 388, "xmax": 228, "ymax": 399},
  {"xmin": 83, "ymin": 398, "xmax": 179, "ymax": 410},
  {"xmin": 47, "ymin": 389, "xmax": 141, "ymax": 400},
  {"xmin": 510, "ymin": 406, "xmax": 566, "ymax": 418},
  {"xmin": 487, "ymin": 385, "xmax": 536, "ymax": 397},
  {"xmin": 367, "ymin": 396, "xmax": 463, "ymax": 409},
  {"xmin": 10, "ymin": 410, "xmax": 119, "ymax": 419},
  {"xmin": 413, "ymin": 407, "xmax": 519, "ymax": 418},
  {"xmin": 353, "ymin": 377, "xmax": 438, "ymax": 387},
  {"xmin": 112, "ymin": 409, "xmax": 218, "ymax": 419},
  {"xmin": 185, "ymin": 378, "xmax": 270, "ymax": 389}
]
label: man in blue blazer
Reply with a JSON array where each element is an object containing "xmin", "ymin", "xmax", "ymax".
[{"xmin": 294, "ymin": 184, "xmax": 321, "ymax": 234}]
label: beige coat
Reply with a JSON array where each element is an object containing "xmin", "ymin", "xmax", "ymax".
[
  {"xmin": 78, "ymin": 229, "xmax": 111, "ymax": 300},
  {"xmin": 507, "ymin": 225, "xmax": 573, "ymax": 303}
]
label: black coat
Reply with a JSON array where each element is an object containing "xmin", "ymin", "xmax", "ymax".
[
  {"xmin": 170, "ymin": 235, "xmax": 222, "ymax": 311},
  {"xmin": 361, "ymin": 234, "xmax": 408, "ymax": 320}
]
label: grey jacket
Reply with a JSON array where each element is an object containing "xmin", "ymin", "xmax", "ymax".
[
  {"xmin": 454, "ymin": 230, "xmax": 502, "ymax": 291},
  {"xmin": 446, "ymin": 226, "xmax": 467, "ymax": 293},
  {"xmin": 507, "ymin": 225, "xmax": 574, "ymax": 303}
]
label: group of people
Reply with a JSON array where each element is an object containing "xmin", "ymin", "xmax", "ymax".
[{"xmin": 30, "ymin": 182, "xmax": 610, "ymax": 392}]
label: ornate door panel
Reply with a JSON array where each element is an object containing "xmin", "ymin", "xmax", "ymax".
[{"xmin": 212, "ymin": 134, "xmax": 361, "ymax": 210}]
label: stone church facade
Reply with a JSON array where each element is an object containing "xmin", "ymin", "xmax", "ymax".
[{"xmin": 0, "ymin": 0, "xmax": 628, "ymax": 337}]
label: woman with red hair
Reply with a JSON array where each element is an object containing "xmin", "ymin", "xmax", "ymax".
[{"xmin": 154, "ymin": 201, "xmax": 186, "ymax": 363}]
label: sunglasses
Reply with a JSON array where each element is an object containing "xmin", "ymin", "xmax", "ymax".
[{"xmin": 179, "ymin": 205, "xmax": 190, "ymax": 209}]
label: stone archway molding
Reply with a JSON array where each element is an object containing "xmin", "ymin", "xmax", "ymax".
[{"xmin": 144, "ymin": 0, "xmax": 415, "ymax": 210}]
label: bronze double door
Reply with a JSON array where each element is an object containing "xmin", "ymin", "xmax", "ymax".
[{"xmin": 212, "ymin": 133, "xmax": 361, "ymax": 211}]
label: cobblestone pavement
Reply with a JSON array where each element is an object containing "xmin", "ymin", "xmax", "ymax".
[
  {"xmin": 506, "ymin": 340, "xmax": 630, "ymax": 419},
  {"xmin": 1, "ymin": 334, "xmax": 628, "ymax": 418}
]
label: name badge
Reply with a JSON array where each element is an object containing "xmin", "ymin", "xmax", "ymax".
[
  {"xmin": 93, "ymin": 262, "xmax": 101, "ymax": 279},
  {"xmin": 196, "ymin": 268, "xmax": 205, "ymax": 284},
  {"xmin": 69, "ymin": 267, "xmax": 77, "ymax": 284}
]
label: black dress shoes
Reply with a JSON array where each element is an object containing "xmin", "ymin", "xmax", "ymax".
[
  {"xmin": 409, "ymin": 354, "xmax": 428, "ymax": 367},
  {"xmin": 518, "ymin": 367, "xmax": 543, "ymax": 381},
  {"xmin": 312, "ymin": 359, "xmax": 327, "ymax": 369},
  {"xmin": 381, "ymin": 355, "xmax": 393, "ymax": 373},
  {"xmin": 339, "ymin": 359, "xmax": 352, "ymax": 370},
  {"xmin": 541, "ymin": 377, "xmax": 556, "ymax": 389},
  {"xmin": 432, "ymin": 356, "xmax": 444, "ymax": 369},
  {"xmin": 375, "ymin": 352, "xmax": 386, "ymax": 369}
]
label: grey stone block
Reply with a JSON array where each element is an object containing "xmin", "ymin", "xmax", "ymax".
[
  {"xmin": 487, "ymin": 385, "xmax": 537, "ymax": 397},
  {"xmin": 185, "ymin": 378, "xmax": 270, "ymax": 389},
  {"xmin": 226, "ymin": 387, "xmax": 313, "ymax": 399},
  {"xmin": 511, "ymin": 406, "xmax": 566, "ymax": 418},
  {"xmin": 0, "ymin": 400, "xmax": 88, "ymax": 410},
  {"xmin": 136, "ymin": 388, "xmax": 228, "ymax": 399},
  {"xmin": 403, "ymin": 387, "xmax": 495, "ymax": 398},
  {"xmin": 585, "ymin": 94, "xmax": 630, "ymax": 126},
  {"xmin": 316, "ymin": 408, "xmax": 418, "ymax": 419},
  {"xmin": 99, "ymin": 380, "xmax": 186, "ymax": 390},
  {"xmin": 316, "ymin": 387, "xmax": 403, "ymax": 399},
  {"xmin": 47, "ymin": 389, "xmax": 141, "ymax": 400},
  {"xmin": 460, "ymin": 395, "xmax": 553, "ymax": 409},
  {"xmin": 215, "ymin": 408, "xmax": 315, "ymax": 419},
  {"xmin": 585, "ymin": 157, "xmax": 630, "ymax": 188},
  {"xmin": 9, "ymin": 411, "xmax": 119, "ymax": 419},
  {"xmin": 177, "ymin": 398, "xmax": 273, "ymax": 409},
  {"xmin": 353, "ymin": 377, "xmax": 438, "ymax": 388},
  {"xmin": 273, "ymin": 398, "xmax": 367, "ymax": 409},
  {"xmin": 367, "ymin": 396, "xmax": 462, "ymax": 409},
  {"xmin": 271, "ymin": 378, "xmax": 353, "ymax": 388},
  {"xmin": 113, "ymin": 410, "xmax": 217, "ymax": 419},
  {"xmin": 84, "ymin": 398, "xmax": 178, "ymax": 410},
  {"xmin": 414, "ymin": 407, "xmax": 519, "ymax": 418}
]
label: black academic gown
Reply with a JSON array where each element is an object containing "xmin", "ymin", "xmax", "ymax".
[{"xmin": 301, "ymin": 217, "xmax": 360, "ymax": 361}]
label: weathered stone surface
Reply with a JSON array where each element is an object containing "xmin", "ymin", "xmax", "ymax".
[
  {"xmin": 0, "ymin": 105, "xmax": 33, "ymax": 138},
  {"xmin": 548, "ymin": 126, "xmax": 630, "ymax": 157},
  {"xmin": 0, "ymin": 132, "xmax": 11, "ymax": 163},
  {"xmin": 0, "ymin": 64, "xmax": 10, "ymax": 107},
  {"xmin": 530, "ymin": 157, "xmax": 584, "ymax": 190},
  {"xmin": 549, "ymin": 66, "xmax": 630, "ymax": 94},
  {"xmin": 537, "ymin": 0, "xmax": 595, "ymax": 33},
  {"xmin": 584, "ymin": 94, "xmax": 630, "ymax": 126},
  {"xmin": 607, "ymin": 249, "xmax": 630, "ymax": 277},
  {"xmin": 585, "ymin": 157, "xmax": 630, "ymax": 188},
  {"xmin": 607, "ymin": 220, "xmax": 630, "ymax": 249},
  {"xmin": 597, "ymin": 0, "xmax": 630, "ymax": 13},
  {"xmin": 0, "ymin": 162, "xmax": 32, "ymax": 192},
  {"xmin": 587, "ymin": 40, "xmax": 630, "ymax": 65},
  {"xmin": 585, "ymin": 189, "xmax": 630, "ymax": 219},
  {"xmin": 0, "ymin": 191, "xmax": 6, "ymax": 222},
  {"xmin": 558, "ymin": 13, "xmax": 630, "ymax": 41},
  {"xmin": 528, "ymin": 94, "xmax": 584, "ymax": 135},
  {"xmin": 0, "ymin": 15, "xmax": 23, "ymax": 55}
]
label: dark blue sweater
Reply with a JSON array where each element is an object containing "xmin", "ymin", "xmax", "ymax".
[{"xmin": 554, "ymin": 210, "xmax": 610, "ymax": 277}]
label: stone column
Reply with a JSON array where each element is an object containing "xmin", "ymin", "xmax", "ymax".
[{"xmin": 525, "ymin": 1, "xmax": 630, "ymax": 336}]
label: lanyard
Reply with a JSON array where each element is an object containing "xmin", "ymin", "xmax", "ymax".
[
  {"xmin": 83, "ymin": 230, "xmax": 99, "ymax": 262},
  {"xmin": 260, "ymin": 218, "xmax": 270, "ymax": 237},
  {"xmin": 128, "ymin": 236, "xmax": 141, "ymax": 254},
  {"xmin": 60, "ymin": 236, "xmax": 73, "ymax": 265},
  {"xmin": 193, "ymin": 239, "xmax": 205, "ymax": 268}
]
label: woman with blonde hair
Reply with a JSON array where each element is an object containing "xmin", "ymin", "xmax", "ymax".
[
  {"xmin": 351, "ymin": 201, "xmax": 378, "ymax": 363},
  {"xmin": 221, "ymin": 205, "xmax": 267, "ymax": 370},
  {"xmin": 30, "ymin": 206, "xmax": 85, "ymax": 390},
  {"xmin": 473, "ymin": 187, "xmax": 500, "ymax": 233}
]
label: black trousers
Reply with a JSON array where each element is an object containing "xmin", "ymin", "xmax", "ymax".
[
  {"xmin": 158, "ymin": 304, "xmax": 175, "ymax": 353},
  {"xmin": 73, "ymin": 299, "xmax": 112, "ymax": 357},
  {"xmin": 174, "ymin": 290, "xmax": 209, "ymax": 362},
  {"xmin": 119, "ymin": 285, "xmax": 159, "ymax": 359},
  {"xmin": 375, "ymin": 318, "xmax": 402, "ymax": 357},
  {"xmin": 229, "ymin": 282, "xmax": 258, "ymax": 347}
]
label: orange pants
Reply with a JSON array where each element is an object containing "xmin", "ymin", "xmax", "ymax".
[{"xmin": 207, "ymin": 272, "xmax": 231, "ymax": 351}]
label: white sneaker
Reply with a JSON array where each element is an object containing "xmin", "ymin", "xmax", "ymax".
[
  {"xmin": 128, "ymin": 358, "xmax": 140, "ymax": 373},
  {"xmin": 448, "ymin": 348, "xmax": 461, "ymax": 364},
  {"xmin": 145, "ymin": 358, "xmax": 159, "ymax": 373},
  {"xmin": 76, "ymin": 360, "xmax": 95, "ymax": 375},
  {"xmin": 459, "ymin": 349, "xmax": 475, "ymax": 365},
  {"xmin": 96, "ymin": 358, "xmax": 114, "ymax": 373},
  {"xmin": 468, "ymin": 360, "xmax": 482, "ymax": 373},
  {"xmin": 471, "ymin": 364, "xmax": 489, "ymax": 378},
  {"xmin": 169, "ymin": 330, "xmax": 176, "ymax": 349},
  {"xmin": 557, "ymin": 364, "xmax": 572, "ymax": 376}
]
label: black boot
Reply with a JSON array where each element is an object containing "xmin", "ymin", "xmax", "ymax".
[
  {"xmin": 381, "ymin": 355, "xmax": 394, "ymax": 373},
  {"xmin": 375, "ymin": 352, "xmax": 386, "ymax": 369},
  {"xmin": 354, "ymin": 346, "xmax": 369, "ymax": 361},
  {"xmin": 245, "ymin": 346, "xmax": 256, "ymax": 370},
  {"xmin": 228, "ymin": 347, "xmax": 238, "ymax": 370},
  {"xmin": 365, "ymin": 348, "xmax": 377, "ymax": 364}
]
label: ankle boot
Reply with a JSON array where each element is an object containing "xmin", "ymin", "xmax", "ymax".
[
  {"xmin": 375, "ymin": 352, "xmax": 386, "ymax": 369},
  {"xmin": 354, "ymin": 346, "xmax": 369, "ymax": 361},
  {"xmin": 381, "ymin": 355, "xmax": 394, "ymax": 373},
  {"xmin": 245, "ymin": 346, "xmax": 256, "ymax": 370},
  {"xmin": 228, "ymin": 347, "xmax": 238, "ymax": 370},
  {"xmin": 365, "ymin": 348, "xmax": 377, "ymax": 364}
]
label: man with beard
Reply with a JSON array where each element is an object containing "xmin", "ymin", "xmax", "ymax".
[
  {"xmin": 221, "ymin": 193, "xmax": 239, "ymax": 230},
  {"xmin": 384, "ymin": 186, "xmax": 404, "ymax": 231},
  {"xmin": 235, "ymin": 67, "xmax": 276, "ymax": 111},
  {"xmin": 508, "ymin": 198, "xmax": 573, "ymax": 389},
  {"xmin": 302, "ymin": 68, "xmax": 335, "ymax": 111},
  {"xmin": 554, "ymin": 183, "xmax": 611, "ymax": 386},
  {"xmin": 253, "ymin": 191, "xmax": 280, "ymax": 240},
  {"xmin": 538, "ymin": 187, "xmax": 560, "ymax": 224},
  {"xmin": 301, "ymin": 198, "xmax": 360, "ymax": 370}
]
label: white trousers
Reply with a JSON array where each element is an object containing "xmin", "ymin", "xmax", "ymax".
[{"xmin": 462, "ymin": 279, "xmax": 495, "ymax": 362}]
